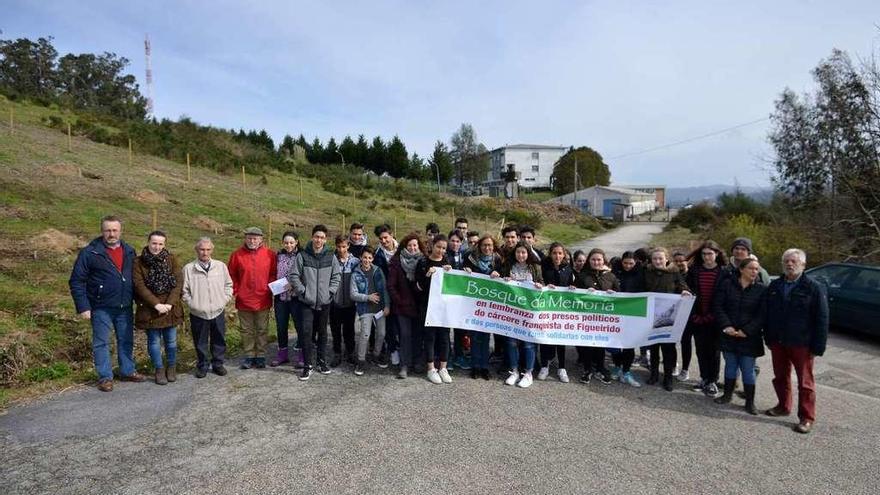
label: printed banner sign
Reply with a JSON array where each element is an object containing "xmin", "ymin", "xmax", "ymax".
[{"xmin": 425, "ymin": 270, "xmax": 694, "ymax": 348}]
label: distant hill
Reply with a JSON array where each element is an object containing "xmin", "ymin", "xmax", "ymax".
[{"xmin": 666, "ymin": 185, "xmax": 773, "ymax": 207}]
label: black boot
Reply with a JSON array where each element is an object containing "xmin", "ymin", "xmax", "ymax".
[
  {"xmin": 714, "ymin": 379, "xmax": 735, "ymax": 404},
  {"xmin": 662, "ymin": 374, "xmax": 674, "ymax": 391},
  {"xmin": 743, "ymin": 384, "xmax": 758, "ymax": 415},
  {"xmin": 647, "ymin": 369, "xmax": 659, "ymax": 385}
]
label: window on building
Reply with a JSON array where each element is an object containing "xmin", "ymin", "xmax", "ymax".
[
  {"xmin": 531, "ymin": 165, "xmax": 540, "ymax": 172},
  {"xmin": 531, "ymin": 152, "xmax": 539, "ymax": 159}
]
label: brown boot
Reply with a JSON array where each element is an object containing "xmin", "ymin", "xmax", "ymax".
[
  {"xmin": 97, "ymin": 379, "xmax": 113, "ymax": 392},
  {"xmin": 154, "ymin": 368, "xmax": 168, "ymax": 385},
  {"xmin": 165, "ymin": 366, "xmax": 177, "ymax": 383}
]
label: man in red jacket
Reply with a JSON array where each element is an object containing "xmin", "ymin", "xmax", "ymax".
[{"xmin": 228, "ymin": 227, "xmax": 277, "ymax": 368}]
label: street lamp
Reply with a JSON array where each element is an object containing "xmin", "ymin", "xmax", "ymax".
[{"xmin": 434, "ymin": 159, "xmax": 442, "ymax": 193}]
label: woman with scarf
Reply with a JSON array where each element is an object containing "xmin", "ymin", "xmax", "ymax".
[
  {"xmin": 387, "ymin": 233, "xmax": 425, "ymax": 379},
  {"xmin": 500, "ymin": 241, "xmax": 543, "ymax": 388},
  {"xmin": 133, "ymin": 230, "xmax": 184, "ymax": 385},
  {"xmin": 271, "ymin": 231, "xmax": 301, "ymax": 367},
  {"xmin": 537, "ymin": 242, "xmax": 575, "ymax": 383},
  {"xmin": 463, "ymin": 234, "xmax": 503, "ymax": 380}
]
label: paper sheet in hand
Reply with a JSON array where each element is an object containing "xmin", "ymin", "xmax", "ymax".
[{"xmin": 268, "ymin": 278, "xmax": 290, "ymax": 296}]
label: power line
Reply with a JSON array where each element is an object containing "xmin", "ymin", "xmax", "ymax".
[{"xmin": 607, "ymin": 116, "xmax": 770, "ymax": 161}]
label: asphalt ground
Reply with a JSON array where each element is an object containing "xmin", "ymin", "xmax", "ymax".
[{"xmin": 2, "ymin": 329, "xmax": 879, "ymax": 495}]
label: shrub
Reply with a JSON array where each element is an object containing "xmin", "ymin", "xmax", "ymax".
[{"xmin": 671, "ymin": 202, "xmax": 719, "ymax": 231}]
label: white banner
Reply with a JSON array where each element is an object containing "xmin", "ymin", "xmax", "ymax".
[{"xmin": 425, "ymin": 270, "xmax": 694, "ymax": 348}]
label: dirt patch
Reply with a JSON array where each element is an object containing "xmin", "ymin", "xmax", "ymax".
[
  {"xmin": 31, "ymin": 229, "xmax": 85, "ymax": 254},
  {"xmin": 0, "ymin": 205, "xmax": 29, "ymax": 219},
  {"xmin": 193, "ymin": 215, "xmax": 224, "ymax": 234},
  {"xmin": 41, "ymin": 163, "xmax": 80, "ymax": 177},
  {"xmin": 133, "ymin": 189, "xmax": 167, "ymax": 204},
  {"xmin": 268, "ymin": 212, "xmax": 301, "ymax": 229}
]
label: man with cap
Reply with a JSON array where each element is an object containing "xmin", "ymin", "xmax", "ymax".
[
  {"xmin": 728, "ymin": 238, "xmax": 770, "ymax": 285},
  {"xmin": 228, "ymin": 227, "xmax": 277, "ymax": 368}
]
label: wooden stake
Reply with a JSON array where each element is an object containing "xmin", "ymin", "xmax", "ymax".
[
  {"xmin": 67, "ymin": 122, "xmax": 72, "ymax": 152},
  {"xmin": 8, "ymin": 108, "xmax": 13, "ymax": 135},
  {"xmin": 152, "ymin": 208, "xmax": 158, "ymax": 230},
  {"xmin": 128, "ymin": 138, "xmax": 133, "ymax": 166},
  {"xmin": 342, "ymin": 214, "xmax": 346, "ymax": 234},
  {"xmin": 452, "ymin": 207, "xmax": 455, "ymax": 230},
  {"xmin": 394, "ymin": 217, "xmax": 398, "ymax": 234},
  {"xmin": 500, "ymin": 217, "xmax": 506, "ymax": 232},
  {"xmin": 186, "ymin": 153, "xmax": 191, "ymax": 182},
  {"xmin": 241, "ymin": 165, "xmax": 246, "ymax": 189},
  {"xmin": 299, "ymin": 178, "xmax": 304, "ymax": 204},
  {"xmin": 268, "ymin": 216, "xmax": 273, "ymax": 241}
]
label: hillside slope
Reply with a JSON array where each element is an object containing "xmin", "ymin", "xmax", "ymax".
[{"xmin": 0, "ymin": 98, "xmax": 602, "ymax": 405}]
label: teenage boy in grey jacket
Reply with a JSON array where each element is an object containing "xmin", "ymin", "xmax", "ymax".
[{"xmin": 289, "ymin": 225, "xmax": 341, "ymax": 380}]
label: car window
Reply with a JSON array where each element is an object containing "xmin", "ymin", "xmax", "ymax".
[
  {"xmin": 841, "ymin": 268, "xmax": 880, "ymax": 293},
  {"xmin": 809, "ymin": 265, "xmax": 857, "ymax": 289}
]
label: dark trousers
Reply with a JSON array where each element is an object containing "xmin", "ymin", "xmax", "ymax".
[
  {"xmin": 770, "ymin": 344, "xmax": 816, "ymax": 422},
  {"xmin": 190, "ymin": 313, "xmax": 227, "ymax": 370},
  {"xmin": 540, "ymin": 345, "xmax": 567, "ymax": 369},
  {"xmin": 693, "ymin": 324, "xmax": 721, "ymax": 383},
  {"xmin": 587, "ymin": 347, "xmax": 609, "ymax": 373},
  {"xmin": 681, "ymin": 324, "xmax": 695, "ymax": 371},
  {"xmin": 649, "ymin": 343, "xmax": 677, "ymax": 376},
  {"xmin": 301, "ymin": 305, "xmax": 330, "ymax": 368},
  {"xmin": 424, "ymin": 326, "xmax": 450, "ymax": 364},
  {"xmin": 330, "ymin": 304, "xmax": 356, "ymax": 355},
  {"xmin": 273, "ymin": 296, "xmax": 300, "ymax": 349},
  {"xmin": 612, "ymin": 348, "xmax": 635, "ymax": 372}
]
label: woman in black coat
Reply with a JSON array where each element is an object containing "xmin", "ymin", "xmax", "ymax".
[{"xmin": 712, "ymin": 257, "xmax": 767, "ymax": 414}]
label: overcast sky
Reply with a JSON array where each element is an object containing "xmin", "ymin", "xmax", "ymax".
[{"xmin": 5, "ymin": 1, "xmax": 880, "ymax": 186}]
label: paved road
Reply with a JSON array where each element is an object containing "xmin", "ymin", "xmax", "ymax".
[
  {"xmin": 570, "ymin": 222, "xmax": 665, "ymax": 256},
  {"xmin": 2, "ymin": 329, "xmax": 879, "ymax": 494}
]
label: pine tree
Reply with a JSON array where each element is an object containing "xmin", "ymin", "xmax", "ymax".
[
  {"xmin": 386, "ymin": 135, "xmax": 409, "ymax": 177},
  {"xmin": 324, "ymin": 137, "xmax": 339, "ymax": 164},
  {"xmin": 368, "ymin": 136, "xmax": 386, "ymax": 174}
]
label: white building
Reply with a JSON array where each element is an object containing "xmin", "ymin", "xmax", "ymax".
[
  {"xmin": 549, "ymin": 185, "xmax": 658, "ymax": 220},
  {"xmin": 486, "ymin": 144, "xmax": 568, "ymax": 190}
]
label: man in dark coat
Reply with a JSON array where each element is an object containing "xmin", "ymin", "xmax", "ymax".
[
  {"xmin": 764, "ymin": 248, "xmax": 829, "ymax": 434},
  {"xmin": 69, "ymin": 215, "xmax": 145, "ymax": 391}
]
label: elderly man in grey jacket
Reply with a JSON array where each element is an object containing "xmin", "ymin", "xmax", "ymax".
[{"xmin": 289, "ymin": 224, "xmax": 341, "ymax": 381}]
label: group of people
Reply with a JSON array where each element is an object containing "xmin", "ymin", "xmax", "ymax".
[{"xmin": 69, "ymin": 215, "xmax": 828, "ymax": 434}]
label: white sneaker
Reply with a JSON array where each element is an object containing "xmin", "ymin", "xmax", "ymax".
[
  {"xmin": 558, "ymin": 368, "xmax": 570, "ymax": 383},
  {"xmin": 505, "ymin": 371, "xmax": 519, "ymax": 386},
  {"xmin": 517, "ymin": 372, "xmax": 533, "ymax": 388},
  {"xmin": 390, "ymin": 351, "xmax": 400, "ymax": 366},
  {"xmin": 438, "ymin": 368, "xmax": 452, "ymax": 384},
  {"xmin": 537, "ymin": 366, "xmax": 550, "ymax": 381},
  {"xmin": 677, "ymin": 369, "xmax": 689, "ymax": 382},
  {"xmin": 427, "ymin": 369, "xmax": 442, "ymax": 384}
]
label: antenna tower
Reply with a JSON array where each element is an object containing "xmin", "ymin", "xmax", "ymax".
[{"xmin": 144, "ymin": 34, "xmax": 154, "ymax": 116}]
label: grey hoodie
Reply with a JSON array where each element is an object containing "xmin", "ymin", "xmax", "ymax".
[{"xmin": 288, "ymin": 241, "xmax": 340, "ymax": 309}]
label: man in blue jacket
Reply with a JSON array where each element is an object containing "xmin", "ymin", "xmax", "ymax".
[
  {"xmin": 69, "ymin": 215, "xmax": 145, "ymax": 391},
  {"xmin": 764, "ymin": 248, "xmax": 829, "ymax": 434}
]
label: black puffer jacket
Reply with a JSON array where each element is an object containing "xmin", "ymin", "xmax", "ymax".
[
  {"xmin": 643, "ymin": 264, "xmax": 689, "ymax": 294},
  {"xmin": 713, "ymin": 277, "xmax": 766, "ymax": 357},
  {"xmin": 614, "ymin": 266, "xmax": 645, "ymax": 293},
  {"xmin": 574, "ymin": 268, "xmax": 620, "ymax": 291}
]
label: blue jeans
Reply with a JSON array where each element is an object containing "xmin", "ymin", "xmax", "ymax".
[
  {"xmin": 723, "ymin": 351, "xmax": 757, "ymax": 385},
  {"xmin": 274, "ymin": 296, "xmax": 301, "ymax": 349},
  {"xmin": 91, "ymin": 307, "xmax": 135, "ymax": 381},
  {"xmin": 505, "ymin": 338, "xmax": 535, "ymax": 373},
  {"xmin": 147, "ymin": 326, "xmax": 177, "ymax": 369},
  {"xmin": 471, "ymin": 332, "xmax": 491, "ymax": 369}
]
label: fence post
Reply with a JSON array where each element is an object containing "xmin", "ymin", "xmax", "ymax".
[
  {"xmin": 152, "ymin": 208, "xmax": 158, "ymax": 230},
  {"xmin": 394, "ymin": 217, "xmax": 398, "ymax": 235},
  {"xmin": 241, "ymin": 165, "xmax": 246, "ymax": 190},
  {"xmin": 342, "ymin": 214, "xmax": 346, "ymax": 234},
  {"xmin": 8, "ymin": 108, "xmax": 13, "ymax": 135},
  {"xmin": 186, "ymin": 153, "xmax": 191, "ymax": 182},
  {"xmin": 128, "ymin": 138, "xmax": 133, "ymax": 166},
  {"xmin": 67, "ymin": 122, "xmax": 72, "ymax": 152},
  {"xmin": 267, "ymin": 215, "xmax": 273, "ymax": 241},
  {"xmin": 299, "ymin": 178, "xmax": 304, "ymax": 204}
]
